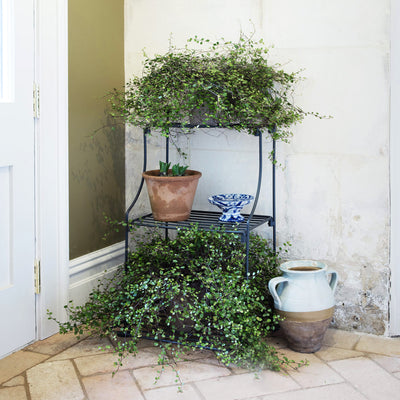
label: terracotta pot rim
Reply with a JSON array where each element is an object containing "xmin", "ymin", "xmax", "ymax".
[{"xmin": 142, "ymin": 169, "xmax": 202, "ymax": 180}]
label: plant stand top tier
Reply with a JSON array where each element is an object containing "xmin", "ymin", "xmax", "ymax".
[{"xmin": 124, "ymin": 125, "xmax": 276, "ymax": 277}]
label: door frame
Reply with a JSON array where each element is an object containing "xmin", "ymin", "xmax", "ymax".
[{"xmin": 35, "ymin": 0, "xmax": 69, "ymax": 339}]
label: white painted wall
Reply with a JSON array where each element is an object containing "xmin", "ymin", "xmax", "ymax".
[
  {"xmin": 125, "ymin": 0, "xmax": 392, "ymax": 334},
  {"xmin": 390, "ymin": 0, "xmax": 400, "ymax": 336}
]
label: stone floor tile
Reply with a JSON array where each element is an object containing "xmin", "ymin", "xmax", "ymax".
[
  {"xmin": 74, "ymin": 353, "xmax": 121, "ymax": 376},
  {"xmin": 322, "ymin": 328, "xmax": 360, "ymax": 349},
  {"xmin": 137, "ymin": 339, "xmax": 156, "ymax": 349},
  {"xmin": 27, "ymin": 359, "xmax": 84, "ymax": 400},
  {"xmin": 82, "ymin": 370, "xmax": 144, "ymax": 400},
  {"xmin": 315, "ymin": 345, "xmax": 365, "ymax": 362},
  {"xmin": 263, "ymin": 335, "xmax": 288, "ymax": 349},
  {"xmin": 25, "ymin": 332, "xmax": 86, "ymax": 355},
  {"xmin": 134, "ymin": 361, "xmax": 231, "ymax": 390},
  {"xmin": 162, "ymin": 343, "xmax": 223, "ymax": 367},
  {"xmin": 355, "ymin": 334, "xmax": 400, "ymax": 356},
  {"xmin": 0, "ymin": 386, "xmax": 27, "ymax": 400},
  {"xmin": 144, "ymin": 383, "xmax": 202, "ymax": 400},
  {"xmin": 0, "ymin": 351, "xmax": 48, "ymax": 384},
  {"xmin": 279, "ymin": 348, "xmax": 344, "ymax": 387},
  {"xmin": 394, "ymin": 371, "xmax": 400, "ymax": 379},
  {"xmin": 171, "ymin": 347, "xmax": 216, "ymax": 362},
  {"xmin": 133, "ymin": 364, "xmax": 183, "ymax": 390},
  {"xmin": 194, "ymin": 370, "xmax": 299, "ymax": 400},
  {"xmin": 255, "ymin": 382, "xmax": 367, "ymax": 400},
  {"xmin": 109, "ymin": 335, "xmax": 154, "ymax": 350},
  {"xmin": 2, "ymin": 375, "xmax": 25, "ymax": 386},
  {"xmin": 329, "ymin": 356, "xmax": 400, "ymax": 399},
  {"xmin": 143, "ymin": 345, "xmax": 169, "ymax": 357},
  {"xmin": 75, "ymin": 348, "xmax": 161, "ymax": 376},
  {"xmin": 48, "ymin": 336, "xmax": 113, "ymax": 361},
  {"xmin": 225, "ymin": 363, "xmax": 250, "ymax": 375},
  {"xmin": 369, "ymin": 354, "xmax": 400, "ymax": 372},
  {"xmin": 195, "ymin": 355, "xmax": 225, "ymax": 368},
  {"xmin": 175, "ymin": 360, "xmax": 231, "ymax": 382}
]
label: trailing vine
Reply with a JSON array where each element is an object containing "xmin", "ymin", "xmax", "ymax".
[
  {"xmin": 109, "ymin": 34, "xmax": 326, "ymax": 141},
  {"xmin": 48, "ymin": 227, "xmax": 305, "ymax": 377}
]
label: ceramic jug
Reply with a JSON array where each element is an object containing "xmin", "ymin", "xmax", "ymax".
[{"xmin": 268, "ymin": 260, "xmax": 338, "ymax": 353}]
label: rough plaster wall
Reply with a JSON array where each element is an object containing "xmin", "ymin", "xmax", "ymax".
[{"xmin": 125, "ymin": 0, "xmax": 391, "ymax": 334}]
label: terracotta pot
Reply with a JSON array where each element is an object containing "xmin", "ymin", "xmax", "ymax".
[
  {"xmin": 142, "ymin": 169, "xmax": 201, "ymax": 221},
  {"xmin": 268, "ymin": 260, "xmax": 338, "ymax": 353}
]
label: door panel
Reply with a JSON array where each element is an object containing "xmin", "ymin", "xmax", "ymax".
[{"xmin": 0, "ymin": 0, "xmax": 35, "ymax": 358}]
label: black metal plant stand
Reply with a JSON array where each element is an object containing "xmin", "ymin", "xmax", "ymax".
[{"xmin": 124, "ymin": 125, "xmax": 276, "ymax": 277}]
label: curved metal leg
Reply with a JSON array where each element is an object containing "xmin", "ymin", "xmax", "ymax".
[{"xmin": 124, "ymin": 128, "xmax": 149, "ymax": 265}]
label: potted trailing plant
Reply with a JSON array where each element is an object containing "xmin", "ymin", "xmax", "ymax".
[
  {"xmin": 143, "ymin": 161, "xmax": 201, "ymax": 221},
  {"xmin": 48, "ymin": 227, "xmax": 305, "ymax": 375},
  {"xmin": 109, "ymin": 34, "xmax": 325, "ymax": 141}
]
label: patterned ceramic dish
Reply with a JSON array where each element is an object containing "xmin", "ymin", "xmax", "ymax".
[{"xmin": 208, "ymin": 193, "xmax": 254, "ymax": 222}]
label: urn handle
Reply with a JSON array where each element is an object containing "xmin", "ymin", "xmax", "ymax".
[
  {"xmin": 327, "ymin": 270, "xmax": 338, "ymax": 293},
  {"xmin": 268, "ymin": 277, "xmax": 289, "ymax": 309}
]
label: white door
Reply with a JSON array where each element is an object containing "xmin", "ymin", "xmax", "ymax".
[{"xmin": 0, "ymin": 0, "xmax": 36, "ymax": 357}]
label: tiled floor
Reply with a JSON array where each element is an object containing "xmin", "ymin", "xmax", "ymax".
[{"xmin": 0, "ymin": 329, "xmax": 399, "ymax": 399}]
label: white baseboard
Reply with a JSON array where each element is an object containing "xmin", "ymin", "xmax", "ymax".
[{"xmin": 69, "ymin": 241, "xmax": 124, "ymax": 306}]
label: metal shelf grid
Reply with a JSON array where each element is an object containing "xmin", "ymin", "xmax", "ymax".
[{"xmin": 128, "ymin": 210, "xmax": 273, "ymax": 236}]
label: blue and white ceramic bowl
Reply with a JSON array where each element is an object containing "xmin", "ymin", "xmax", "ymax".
[{"xmin": 208, "ymin": 194, "xmax": 254, "ymax": 222}]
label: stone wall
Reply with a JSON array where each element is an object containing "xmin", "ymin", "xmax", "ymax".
[{"xmin": 125, "ymin": 0, "xmax": 391, "ymax": 334}]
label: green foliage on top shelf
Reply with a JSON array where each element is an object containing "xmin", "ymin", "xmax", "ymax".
[
  {"xmin": 48, "ymin": 227, "xmax": 304, "ymax": 375},
  {"xmin": 109, "ymin": 34, "xmax": 326, "ymax": 142}
]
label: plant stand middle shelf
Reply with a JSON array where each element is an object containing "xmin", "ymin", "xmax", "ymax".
[
  {"xmin": 128, "ymin": 210, "xmax": 272, "ymax": 232},
  {"xmin": 124, "ymin": 126, "xmax": 276, "ymax": 277}
]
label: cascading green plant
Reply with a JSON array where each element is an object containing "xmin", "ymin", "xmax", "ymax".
[
  {"xmin": 48, "ymin": 227, "xmax": 306, "ymax": 378},
  {"xmin": 109, "ymin": 34, "xmax": 328, "ymax": 141}
]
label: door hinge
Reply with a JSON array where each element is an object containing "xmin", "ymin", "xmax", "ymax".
[
  {"xmin": 33, "ymin": 83, "xmax": 40, "ymax": 119},
  {"xmin": 34, "ymin": 259, "xmax": 41, "ymax": 294}
]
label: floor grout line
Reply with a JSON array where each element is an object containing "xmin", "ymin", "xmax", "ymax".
[
  {"xmin": 71, "ymin": 358, "xmax": 90, "ymax": 400},
  {"xmin": 129, "ymin": 368, "xmax": 148, "ymax": 400},
  {"xmin": 326, "ymin": 357, "xmax": 373, "ymax": 400},
  {"xmin": 23, "ymin": 371, "xmax": 32, "ymax": 400},
  {"xmin": 366, "ymin": 353, "xmax": 400, "ymax": 374},
  {"xmin": 190, "ymin": 381, "xmax": 208, "ymax": 400}
]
